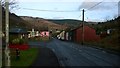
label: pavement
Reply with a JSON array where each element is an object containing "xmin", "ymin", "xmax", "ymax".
[
  {"xmin": 29, "ymin": 44, "xmax": 61, "ymax": 68},
  {"xmin": 28, "ymin": 38, "xmax": 120, "ymax": 67}
]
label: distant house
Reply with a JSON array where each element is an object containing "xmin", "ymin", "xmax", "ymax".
[
  {"xmin": 57, "ymin": 25, "xmax": 100, "ymax": 43},
  {"xmin": 57, "ymin": 30, "xmax": 65, "ymax": 40},
  {"xmin": 9, "ymin": 28, "xmax": 28, "ymax": 43},
  {"xmin": 9, "ymin": 28, "xmax": 28, "ymax": 39},
  {"xmin": 65, "ymin": 32, "xmax": 69, "ymax": 40},
  {"xmin": 28, "ymin": 29, "xmax": 35, "ymax": 37},
  {"xmin": 65, "ymin": 25, "xmax": 100, "ymax": 42},
  {"xmin": 100, "ymin": 29, "xmax": 116, "ymax": 38},
  {"xmin": 40, "ymin": 31, "xmax": 49, "ymax": 37},
  {"xmin": 28, "ymin": 28, "xmax": 50, "ymax": 38}
]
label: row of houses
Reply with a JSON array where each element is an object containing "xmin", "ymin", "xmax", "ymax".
[
  {"xmin": 2, "ymin": 28, "xmax": 50, "ymax": 39},
  {"xmin": 28, "ymin": 29, "xmax": 50, "ymax": 38},
  {"xmin": 57, "ymin": 25, "xmax": 100, "ymax": 43}
]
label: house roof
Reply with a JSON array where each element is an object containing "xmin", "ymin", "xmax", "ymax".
[
  {"xmin": 9, "ymin": 28, "xmax": 28, "ymax": 34},
  {"xmin": 70, "ymin": 24, "xmax": 95, "ymax": 31}
]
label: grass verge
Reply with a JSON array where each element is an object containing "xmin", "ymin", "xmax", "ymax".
[
  {"xmin": 28, "ymin": 36, "xmax": 50, "ymax": 42},
  {"xmin": 83, "ymin": 42, "xmax": 120, "ymax": 55},
  {"xmin": 82, "ymin": 32, "xmax": 120, "ymax": 54},
  {"xmin": 10, "ymin": 48, "xmax": 39, "ymax": 67}
]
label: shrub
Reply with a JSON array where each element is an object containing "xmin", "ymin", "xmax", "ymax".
[
  {"xmin": 12, "ymin": 38, "xmax": 25, "ymax": 44},
  {"xmin": 19, "ymin": 39, "xmax": 25, "ymax": 44},
  {"xmin": 12, "ymin": 38, "xmax": 20, "ymax": 44}
]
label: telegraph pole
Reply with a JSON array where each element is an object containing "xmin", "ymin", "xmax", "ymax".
[
  {"xmin": 0, "ymin": 1, "xmax": 2, "ymax": 68},
  {"xmin": 5, "ymin": 0, "xmax": 10, "ymax": 66},
  {"xmin": 82, "ymin": 9, "xmax": 84, "ymax": 45}
]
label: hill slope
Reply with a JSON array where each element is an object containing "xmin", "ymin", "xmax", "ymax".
[
  {"xmin": 2, "ymin": 7, "xmax": 67, "ymax": 32},
  {"xmin": 91, "ymin": 16, "xmax": 120, "ymax": 52},
  {"xmin": 93, "ymin": 16, "xmax": 120, "ymax": 34},
  {"xmin": 47, "ymin": 19, "xmax": 82, "ymax": 28},
  {"xmin": 46, "ymin": 19, "xmax": 98, "ymax": 28},
  {"xmin": 20, "ymin": 16, "xmax": 68, "ymax": 31},
  {"xmin": 2, "ymin": 7, "xmax": 27, "ymax": 31}
]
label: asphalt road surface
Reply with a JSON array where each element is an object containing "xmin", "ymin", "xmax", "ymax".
[{"xmin": 28, "ymin": 38, "xmax": 120, "ymax": 67}]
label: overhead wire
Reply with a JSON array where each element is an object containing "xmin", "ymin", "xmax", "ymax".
[
  {"xmin": 22, "ymin": 8, "xmax": 80, "ymax": 12},
  {"xmin": 20, "ymin": 0, "xmax": 104, "ymax": 12},
  {"xmin": 20, "ymin": 1, "xmax": 103, "ymax": 20},
  {"xmin": 87, "ymin": 0, "xmax": 104, "ymax": 10}
]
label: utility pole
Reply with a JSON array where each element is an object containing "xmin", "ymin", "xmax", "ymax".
[
  {"xmin": 5, "ymin": 0, "xmax": 10, "ymax": 66},
  {"xmin": 82, "ymin": 9, "xmax": 84, "ymax": 45},
  {"xmin": 0, "ymin": 1, "xmax": 2, "ymax": 68}
]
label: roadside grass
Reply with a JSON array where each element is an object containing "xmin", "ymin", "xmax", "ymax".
[
  {"xmin": 83, "ymin": 33, "xmax": 120, "ymax": 53},
  {"xmin": 10, "ymin": 48, "xmax": 39, "ymax": 67},
  {"xmin": 28, "ymin": 36, "xmax": 50, "ymax": 42},
  {"xmin": 99, "ymin": 33, "xmax": 120, "ymax": 52}
]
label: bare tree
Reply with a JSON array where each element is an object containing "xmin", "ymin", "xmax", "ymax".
[
  {"xmin": 113, "ymin": 14, "xmax": 118, "ymax": 19},
  {"xmin": 104, "ymin": 16, "xmax": 111, "ymax": 22},
  {"xmin": 1, "ymin": 0, "xmax": 18, "ymax": 10}
]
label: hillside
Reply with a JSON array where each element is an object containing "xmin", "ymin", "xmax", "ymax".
[
  {"xmin": 20, "ymin": 16, "xmax": 68, "ymax": 32},
  {"xmin": 90, "ymin": 16, "xmax": 120, "ymax": 52},
  {"xmin": 47, "ymin": 19, "xmax": 99, "ymax": 28},
  {"xmin": 2, "ymin": 7, "xmax": 67, "ymax": 32},
  {"xmin": 93, "ymin": 16, "xmax": 120, "ymax": 34},
  {"xmin": 2, "ymin": 7, "xmax": 27, "ymax": 31},
  {"xmin": 2, "ymin": 7, "xmax": 68, "ymax": 33},
  {"xmin": 47, "ymin": 19, "xmax": 82, "ymax": 28}
]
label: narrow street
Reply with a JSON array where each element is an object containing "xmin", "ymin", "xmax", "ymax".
[{"xmin": 28, "ymin": 38, "xmax": 120, "ymax": 67}]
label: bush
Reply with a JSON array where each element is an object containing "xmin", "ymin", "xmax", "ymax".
[
  {"xmin": 12, "ymin": 38, "xmax": 25, "ymax": 44},
  {"xmin": 19, "ymin": 39, "xmax": 25, "ymax": 44},
  {"xmin": 12, "ymin": 38, "xmax": 20, "ymax": 44}
]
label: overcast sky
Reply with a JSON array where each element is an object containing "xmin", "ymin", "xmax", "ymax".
[{"xmin": 11, "ymin": 0, "xmax": 120, "ymax": 22}]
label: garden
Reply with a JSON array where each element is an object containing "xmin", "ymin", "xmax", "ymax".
[{"xmin": 8, "ymin": 28, "xmax": 39, "ymax": 67}]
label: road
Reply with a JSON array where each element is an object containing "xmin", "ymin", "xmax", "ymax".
[{"xmin": 28, "ymin": 38, "xmax": 120, "ymax": 67}]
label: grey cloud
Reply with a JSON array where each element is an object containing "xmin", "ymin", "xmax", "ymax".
[{"xmin": 79, "ymin": 2, "xmax": 117, "ymax": 11}]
